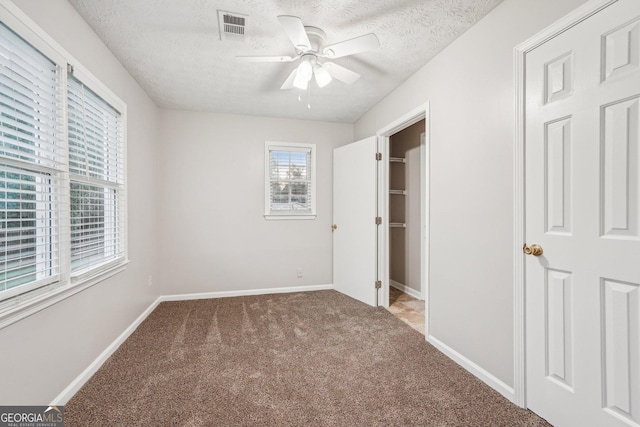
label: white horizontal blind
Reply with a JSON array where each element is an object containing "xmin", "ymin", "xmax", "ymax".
[
  {"xmin": 67, "ymin": 75, "xmax": 124, "ymax": 273},
  {"xmin": 268, "ymin": 146, "xmax": 312, "ymax": 213},
  {"xmin": 0, "ymin": 23, "xmax": 63, "ymax": 169},
  {"xmin": 68, "ymin": 77, "xmax": 122, "ymax": 183},
  {"xmin": 0, "ymin": 22, "xmax": 64, "ymax": 301}
]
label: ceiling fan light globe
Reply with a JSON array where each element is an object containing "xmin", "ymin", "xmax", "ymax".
[
  {"xmin": 293, "ymin": 70, "xmax": 309, "ymax": 90},
  {"xmin": 314, "ymin": 64, "xmax": 332, "ymax": 87},
  {"xmin": 293, "ymin": 79, "xmax": 308, "ymax": 90},
  {"xmin": 297, "ymin": 60, "xmax": 313, "ymax": 81}
]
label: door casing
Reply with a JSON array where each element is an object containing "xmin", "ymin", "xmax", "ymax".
[{"xmin": 513, "ymin": 0, "xmax": 619, "ymax": 408}]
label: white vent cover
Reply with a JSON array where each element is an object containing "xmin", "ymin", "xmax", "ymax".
[{"xmin": 218, "ymin": 11, "xmax": 247, "ymax": 41}]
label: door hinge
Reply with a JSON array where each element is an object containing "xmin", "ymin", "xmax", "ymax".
[
  {"xmin": 375, "ymin": 280, "xmax": 382, "ymax": 289},
  {"xmin": 376, "ymin": 152, "xmax": 382, "ymax": 161},
  {"xmin": 375, "ymin": 216, "xmax": 382, "ymax": 225}
]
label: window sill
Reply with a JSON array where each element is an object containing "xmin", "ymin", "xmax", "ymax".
[
  {"xmin": 264, "ymin": 214, "xmax": 317, "ymax": 221},
  {"xmin": 70, "ymin": 258, "xmax": 128, "ymax": 283},
  {"xmin": 0, "ymin": 259, "xmax": 130, "ymax": 330}
]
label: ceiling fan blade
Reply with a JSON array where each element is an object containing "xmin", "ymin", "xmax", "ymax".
[
  {"xmin": 280, "ymin": 69, "xmax": 298, "ymax": 90},
  {"xmin": 322, "ymin": 33, "xmax": 379, "ymax": 58},
  {"xmin": 236, "ymin": 55, "xmax": 296, "ymax": 63},
  {"xmin": 323, "ymin": 62, "xmax": 360, "ymax": 85},
  {"xmin": 277, "ymin": 15, "xmax": 312, "ymax": 51}
]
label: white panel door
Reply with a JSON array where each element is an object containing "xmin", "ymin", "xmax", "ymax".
[
  {"xmin": 525, "ymin": 1, "xmax": 640, "ymax": 426},
  {"xmin": 333, "ymin": 137, "xmax": 378, "ymax": 306}
]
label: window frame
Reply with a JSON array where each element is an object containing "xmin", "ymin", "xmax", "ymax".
[
  {"xmin": 0, "ymin": 2, "xmax": 128, "ymax": 330},
  {"xmin": 264, "ymin": 141, "xmax": 316, "ymax": 220}
]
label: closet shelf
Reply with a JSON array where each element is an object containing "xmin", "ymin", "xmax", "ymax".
[
  {"xmin": 390, "ymin": 157, "xmax": 406, "ymax": 163},
  {"xmin": 389, "ymin": 189, "xmax": 406, "ymax": 196},
  {"xmin": 390, "ymin": 223, "xmax": 406, "ymax": 228}
]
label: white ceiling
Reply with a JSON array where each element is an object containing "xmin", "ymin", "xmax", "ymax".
[{"xmin": 68, "ymin": 0, "xmax": 503, "ymax": 123}]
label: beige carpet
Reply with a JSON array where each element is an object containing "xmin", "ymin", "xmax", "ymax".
[{"xmin": 65, "ymin": 290, "xmax": 549, "ymax": 426}]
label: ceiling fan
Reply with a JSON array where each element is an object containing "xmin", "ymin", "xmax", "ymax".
[{"xmin": 237, "ymin": 15, "xmax": 380, "ymax": 90}]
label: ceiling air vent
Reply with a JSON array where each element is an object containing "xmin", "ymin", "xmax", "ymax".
[{"xmin": 218, "ymin": 11, "xmax": 248, "ymax": 42}]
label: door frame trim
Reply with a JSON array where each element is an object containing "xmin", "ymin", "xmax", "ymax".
[
  {"xmin": 376, "ymin": 102, "xmax": 430, "ymax": 335},
  {"xmin": 513, "ymin": 0, "xmax": 618, "ymax": 408}
]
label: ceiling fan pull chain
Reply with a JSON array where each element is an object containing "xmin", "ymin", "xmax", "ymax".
[{"xmin": 307, "ymin": 84, "xmax": 311, "ymax": 109}]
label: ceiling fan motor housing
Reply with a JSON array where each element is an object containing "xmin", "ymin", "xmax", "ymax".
[{"xmin": 303, "ymin": 26, "xmax": 326, "ymax": 53}]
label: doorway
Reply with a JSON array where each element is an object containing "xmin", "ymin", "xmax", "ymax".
[
  {"xmin": 385, "ymin": 123, "xmax": 426, "ymax": 334},
  {"xmin": 377, "ymin": 104, "xmax": 429, "ymax": 335}
]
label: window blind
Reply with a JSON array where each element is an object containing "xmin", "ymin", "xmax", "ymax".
[
  {"xmin": 0, "ymin": 22, "xmax": 63, "ymax": 300},
  {"xmin": 0, "ymin": 23, "xmax": 63, "ymax": 169},
  {"xmin": 67, "ymin": 77, "xmax": 123, "ymax": 183},
  {"xmin": 67, "ymin": 75, "xmax": 124, "ymax": 273},
  {"xmin": 268, "ymin": 146, "xmax": 312, "ymax": 212}
]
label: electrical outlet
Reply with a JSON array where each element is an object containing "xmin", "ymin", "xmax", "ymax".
[
  {"xmin": 148, "ymin": 275, "xmax": 153, "ymax": 286},
  {"xmin": 296, "ymin": 268, "xmax": 303, "ymax": 278}
]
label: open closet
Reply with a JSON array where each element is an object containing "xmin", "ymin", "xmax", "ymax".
[{"xmin": 388, "ymin": 121, "xmax": 425, "ymax": 302}]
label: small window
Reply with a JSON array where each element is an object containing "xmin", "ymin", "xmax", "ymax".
[{"xmin": 264, "ymin": 142, "xmax": 316, "ymax": 220}]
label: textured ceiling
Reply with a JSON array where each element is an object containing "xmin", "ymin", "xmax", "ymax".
[{"xmin": 68, "ymin": 0, "xmax": 503, "ymax": 123}]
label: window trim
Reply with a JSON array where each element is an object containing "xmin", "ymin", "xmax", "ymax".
[
  {"xmin": 0, "ymin": 0, "xmax": 128, "ymax": 329},
  {"xmin": 264, "ymin": 141, "xmax": 316, "ymax": 220}
]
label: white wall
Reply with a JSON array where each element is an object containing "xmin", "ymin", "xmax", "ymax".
[
  {"xmin": 0, "ymin": 0, "xmax": 159, "ymax": 404},
  {"xmin": 355, "ymin": 0, "xmax": 589, "ymax": 388},
  {"xmin": 156, "ymin": 110, "xmax": 352, "ymax": 295}
]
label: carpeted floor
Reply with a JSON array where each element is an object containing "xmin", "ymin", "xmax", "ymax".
[{"xmin": 65, "ymin": 290, "xmax": 549, "ymax": 426}]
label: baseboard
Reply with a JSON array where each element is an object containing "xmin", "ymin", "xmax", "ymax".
[
  {"xmin": 390, "ymin": 280, "xmax": 423, "ymax": 300},
  {"xmin": 427, "ymin": 334, "xmax": 515, "ymax": 403},
  {"xmin": 50, "ymin": 297, "xmax": 162, "ymax": 405},
  {"xmin": 159, "ymin": 284, "xmax": 334, "ymax": 302},
  {"xmin": 51, "ymin": 284, "xmax": 334, "ymax": 405}
]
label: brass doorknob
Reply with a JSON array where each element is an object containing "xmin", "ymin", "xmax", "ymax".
[
  {"xmin": 331, "ymin": 224, "xmax": 337, "ymax": 231},
  {"xmin": 523, "ymin": 243, "xmax": 543, "ymax": 256}
]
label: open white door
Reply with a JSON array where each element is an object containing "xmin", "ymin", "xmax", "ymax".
[
  {"xmin": 333, "ymin": 136, "xmax": 378, "ymax": 306},
  {"xmin": 524, "ymin": 0, "xmax": 640, "ymax": 425}
]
